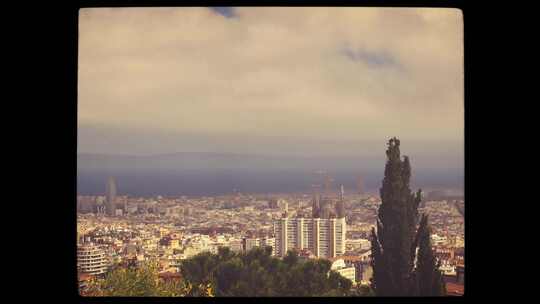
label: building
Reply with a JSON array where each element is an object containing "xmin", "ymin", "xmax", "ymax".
[
  {"xmin": 245, "ymin": 238, "xmax": 260, "ymax": 252},
  {"xmin": 77, "ymin": 196, "xmax": 96, "ymax": 214},
  {"xmin": 260, "ymin": 237, "xmax": 276, "ymax": 256},
  {"xmin": 445, "ymin": 265, "xmax": 464, "ymax": 296},
  {"xmin": 277, "ymin": 199, "xmax": 288, "ymax": 214},
  {"xmin": 274, "ymin": 216, "xmax": 346, "ymax": 259},
  {"xmin": 77, "ymin": 242, "xmax": 109, "ymax": 276},
  {"xmin": 445, "ymin": 282, "xmax": 464, "ymax": 296},
  {"xmin": 106, "ymin": 177, "xmax": 117, "ymax": 216},
  {"xmin": 329, "ymin": 255, "xmax": 372, "ymax": 285},
  {"xmin": 439, "ymin": 260, "xmax": 456, "ymax": 276},
  {"xmin": 358, "ymin": 261, "xmax": 373, "ymax": 285},
  {"xmin": 268, "ymin": 198, "xmax": 279, "ymax": 209},
  {"xmin": 330, "ymin": 258, "xmax": 356, "ymax": 285},
  {"xmin": 336, "ymin": 185, "xmax": 346, "ymax": 218},
  {"xmin": 346, "ymin": 238, "xmax": 371, "ymax": 252},
  {"xmin": 320, "ymin": 198, "xmax": 333, "ymax": 219},
  {"xmin": 242, "ymin": 237, "xmax": 275, "ymax": 255},
  {"xmin": 78, "ymin": 273, "xmax": 94, "ymax": 294},
  {"xmin": 431, "ymin": 234, "xmax": 447, "ymax": 246},
  {"xmin": 94, "ymin": 196, "xmax": 106, "ymax": 215},
  {"xmin": 298, "ymin": 248, "xmax": 316, "ymax": 260},
  {"xmin": 228, "ymin": 238, "xmax": 243, "ymax": 253},
  {"xmin": 456, "ymin": 264, "xmax": 465, "ymax": 284},
  {"xmin": 312, "ymin": 189, "xmax": 321, "ymax": 218},
  {"xmin": 274, "ymin": 187, "xmax": 347, "ymax": 259}
]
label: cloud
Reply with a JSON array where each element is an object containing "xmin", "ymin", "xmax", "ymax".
[
  {"xmin": 78, "ymin": 7, "xmax": 463, "ymax": 155},
  {"xmin": 342, "ymin": 46, "xmax": 400, "ymax": 69},
  {"xmin": 209, "ymin": 7, "xmax": 237, "ymax": 18}
]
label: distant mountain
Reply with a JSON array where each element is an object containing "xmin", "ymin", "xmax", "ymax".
[
  {"xmin": 77, "ymin": 152, "xmax": 374, "ymax": 173},
  {"xmin": 77, "ymin": 152, "xmax": 463, "ymax": 197}
]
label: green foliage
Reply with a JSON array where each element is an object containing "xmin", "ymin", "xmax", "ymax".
[
  {"xmin": 371, "ymin": 138, "xmax": 446, "ymax": 296},
  {"xmin": 351, "ymin": 284, "xmax": 375, "ymax": 297},
  {"xmin": 84, "ymin": 261, "xmax": 213, "ymax": 297},
  {"xmin": 98, "ymin": 262, "xmax": 161, "ymax": 296},
  {"xmin": 179, "ymin": 247, "xmax": 357, "ymax": 297},
  {"xmin": 282, "ymin": 249, "xmax": 299, "ymax": 267},
  {"xmin": 413, "ymin": 215, "xmax": 446, "ymax": 296},
  {"xmin": 179, "ymin": 251, "xmax": 218, "ymax": 287}
]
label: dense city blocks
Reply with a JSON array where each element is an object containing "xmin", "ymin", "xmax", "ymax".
[{"xmin": 77, "ymin": 190, "xmax": 464, "ymax": 295}]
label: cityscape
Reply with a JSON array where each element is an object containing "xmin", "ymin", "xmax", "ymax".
[
  {"xmin": 77, "ymin": 7, "xmax": 464, "ymax": 297},
  {"xmin": 77, "ymin": 164, "xmax": 464, "ymax": 296}
]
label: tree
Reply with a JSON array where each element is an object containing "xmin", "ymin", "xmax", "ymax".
[
  {"xmin": 350, "ymin": 284, "xmax": 375, "ymax": 297},
  {"xmin": 327, "ymin": 270, "xmax": 353, "ymax": 295},
  {"xmin": 97, "ymin": 262, "xmax": 161, "ymax": 296},
  {"xmin": 83, "ymin": 261, "xmax": 213, "ymax": 297},
  {"xmin": 182, "ymin": 247, "xmax": 355, "ymax": 297},
  {"xmin": 282, "ymin": 250, "xmax": 299, "ymax": 268},
  {"xmin": 413, "ymin": 215, "xmax": 447, "ymax": 296},
  {"xmin": 180, "ymin": 251, "xmax": 218, "ymax": 287},
  {"xmin": 86, "ymin": 246, "xmax": 360, "ymax": 297},
  {"xmin": 370, "ymin": 137, "xmax": 445, "ymax": 296}
]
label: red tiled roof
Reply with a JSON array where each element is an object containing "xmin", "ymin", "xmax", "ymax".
[
  {"xmin": 78, "ymin": 273, "xmax": 93, "ymax": 281},
  {"xmin": 446, "ymin": 282, "xmax": 464, "ymax": 296},
  {"xmin": 158, "ymin": 272, "xmax": 182, "ymax": 280}
]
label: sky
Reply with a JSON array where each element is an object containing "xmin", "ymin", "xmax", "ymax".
[{"xmin": 78, "ymin": 7, "xmax": 463, "ymax": 170}]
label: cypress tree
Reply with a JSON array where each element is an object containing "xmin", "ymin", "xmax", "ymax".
[
  {"xmin": 370, "ymin": 137, "xmax": 445, "ymax": 296},
  {"xmin": 413, "ymin": 214, "xmax": 446, "ymax": 296}
]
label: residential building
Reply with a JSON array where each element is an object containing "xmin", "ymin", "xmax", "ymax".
[
  {"xmin": 77, "ymin": 242, "xmax": 109, "ymax": 276},
  {"xmin": 245, "ymin": 238, "xmax": 260, "ymax": 252},
  {"xmin": 229, "ymin": 238, "xmax": 243, "ymax": 253},
  {"xmin": 330, "ymin": 258, "xmax": 356, "ymax": 285},
  {"xmin": 274, "ymin": 216, "xmax": 346, "ymax": 258},
  {"xmin": 260, "ymin": 237, "xmax": 276, "ymax": 256}
]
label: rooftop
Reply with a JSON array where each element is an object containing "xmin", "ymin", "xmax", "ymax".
[
  {"xmin": 446, "ymin": 282, "xmax": 464, "ymax": 296},
  {"xmin": 328, "ymin": 255, "xmax": 365, "ymax": 262}
]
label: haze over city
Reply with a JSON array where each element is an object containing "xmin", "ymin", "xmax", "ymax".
[{"xmin": 77, "ymin": 7, "xmax": 463, "ymax": 196}]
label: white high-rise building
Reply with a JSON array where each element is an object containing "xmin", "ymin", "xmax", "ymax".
[
  {"xmin": 77, "ymin": 242, "xmax": 109, "ymax": 276},
  {"xmin": 274, "ymin": 216, "xmax": 346, "ymax": 259}
]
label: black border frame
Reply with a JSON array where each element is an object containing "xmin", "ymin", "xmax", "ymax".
[{"xmin": 64, "ymin": 1, "xmax": 470, "ymax": 303}]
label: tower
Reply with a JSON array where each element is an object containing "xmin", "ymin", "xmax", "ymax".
[
  {"xmin": 336, "ymin": 184, "xmax": 345, "ymax": 218},
  {"xmin": 323, "ymin": 174, "xmax": 334, "ymax": 197},
  {"xmin": 357, "ymin": 176, "xmax": 364, "ymax": 195},
  {"xmin": 106, "ymin": 177, "xmax": 117, "ymax": 216},
  {"xmin": 320, "ymin": 198, "xmax": 331, "ymax": 219},
  {"xmin": 312, "ymin": 184, "xmax": 321, "ymax": 218}
]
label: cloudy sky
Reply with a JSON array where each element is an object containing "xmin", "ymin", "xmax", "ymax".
[{"xmin": 78, "ymin": 7, "xmax": 463, "ymax": 169}]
